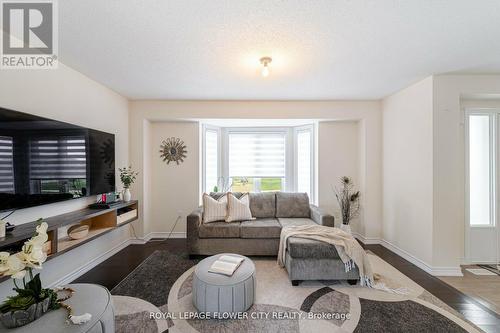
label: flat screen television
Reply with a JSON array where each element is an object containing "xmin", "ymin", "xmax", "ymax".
[{"xmin": 0, "ymin": 107, "xmax": 115, "ymax": 212}]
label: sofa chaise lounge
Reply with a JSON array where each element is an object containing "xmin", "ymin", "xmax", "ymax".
[{"xmin": 187, "ymin": 192, "xmax": 360, "ymax": 285}]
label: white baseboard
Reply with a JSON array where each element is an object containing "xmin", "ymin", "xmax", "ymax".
[
  {"xmin": 352, "ymin": 232, "xmax": 463, "ymax": 277},
  {"xmin": 352, "ymin": 232, "xmax": 381, "ymax": 245},
  {"xmin": 379, "ymin": 239, "xmax": 434, "ymax": 274},
  {"xmin": 49, "ymin": 238, "xmax": 133, "ymax": 287},
  {"xmin": 147, "ymin": 231, "xmax": 187, "ymax": 239},
  {"xmin": 462, "ymin": 258, "xmax": 499, "ymax": 265},
  {"xmin": 129, "ymin": 238, "xmax": 148, "ymax": 245},
  {"xmin": 380, "ymin": 239, "xmax": 463, "ymax": 277},
  {"xmin": 429, "ymin": 267, "xmax": 464, "ymax": 276},
  {"xmin": 129, "ymin": 231, "xmax": 187, "ymax": 244},
  {"xmin": 47, "ymin": 231, "xmax": 187, "ymax": 285}
]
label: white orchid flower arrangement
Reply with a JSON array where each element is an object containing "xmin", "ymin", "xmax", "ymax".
[
  {"xmin": 0, "ymin": 221, "xmax": 49, "ymax": 281},
  {"xmin": 0, "ymin": 219, "xmax": 59, "ymax": 315},
  {"xmin": 0, "ymin": 220, "xmax": 92, "ymax": 326}
]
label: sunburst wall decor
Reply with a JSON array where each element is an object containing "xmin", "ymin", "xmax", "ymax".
[{"xmin": 160, "ymin": 137, "xmax": 187, "ymax": 165}]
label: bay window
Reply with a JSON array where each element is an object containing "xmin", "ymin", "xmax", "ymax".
[{"xmin": 202, "ymin": 124, "xmax": 315, "ymax": 202}]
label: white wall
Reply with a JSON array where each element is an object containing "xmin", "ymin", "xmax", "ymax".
[
  {"xmin": 318, "ymin": 121, "xmax": 360, "ymax": 230},
  {"xmin": 149, "ymin": 121, "xmax": 199, "ymax": 235},
  {"xmin": 129, "ymin": 101, "xmax": 382, "ymax": 241},
  {"xmin": 381, "ymin": 74, "xmax": 500, "ymax": 275},
  {"xmin": 433, "ymin": 75, "xmax": 500, "ymax": 268},
  {"xmin": 0, "ymin": 63, "xmax": 129, "ymax": 296},
  {"xmin": 382, "ymin": 77, "xmax": 434, "ymax": 266}
]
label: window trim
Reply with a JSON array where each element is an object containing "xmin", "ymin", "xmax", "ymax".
[
  {"xmin": 201, "ymin": 124, "xmax": 221, "ymax": 193},
  {"xmin": 294, "ymin": 124, "xmax": 315, "ymax": 203}
]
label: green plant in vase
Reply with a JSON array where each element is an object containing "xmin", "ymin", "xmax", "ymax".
[{"xmin": 119, "ymin": 166, "xmax": 139, "ymax": 202}]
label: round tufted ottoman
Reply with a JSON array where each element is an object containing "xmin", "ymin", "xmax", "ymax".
[{"xmin": 192, "ymin": 253, "xmax": 255, "ymax": 315}]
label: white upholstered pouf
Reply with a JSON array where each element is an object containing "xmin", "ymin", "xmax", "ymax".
[{"xmin": 192, "ymin": 254, "xmax": 255, "ymax": 315}]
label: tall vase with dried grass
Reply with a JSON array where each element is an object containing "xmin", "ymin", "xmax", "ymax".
[{"xmin": 333, "ymin": 176, "xmax": 360, "ymax": 234}]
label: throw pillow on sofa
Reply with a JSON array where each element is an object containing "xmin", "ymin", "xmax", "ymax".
[
  {"xmin": 210, "ymin": 192, "xmax": 244, "ymax": 200},
  {"xmin": 202, "ymin": 193, "xmax": 227, "ymax": 223},
  {"xmin": 226, "ymin": 192, "xmax": 254, "ymax": 222}
]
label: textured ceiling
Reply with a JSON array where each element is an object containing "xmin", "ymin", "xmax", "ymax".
[{"xmin": 59, "ymin": 1, "xmax": 500, "ymax": 100}]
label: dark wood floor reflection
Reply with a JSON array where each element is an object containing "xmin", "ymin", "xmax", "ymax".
[{"xmin": 74, "ymin": 239, "xmax": 500, "ymax": 332}]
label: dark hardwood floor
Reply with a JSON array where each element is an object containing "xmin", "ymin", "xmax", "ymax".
[
  {"xmin": 73, "ymin": 240, "xmax": 178, "ymax": 291},
  {"xmin": 74, "ymin": 239, "xmax": 500, "ymax": 333},
  {"xmin": 364, "ymin": 245, "xmax": 500, "ymax": 332}
]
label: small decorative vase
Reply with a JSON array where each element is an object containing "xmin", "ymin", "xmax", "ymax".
[
  {"xmin": 123, "ymin": 188, "xmax": 131, "ymax": 202},
  {"xmin": 340, "ymin": 223, "xmax": 352, "ymax": 234},
  {"xmin": 0, "ymin": 297, "xmax": 50, "ymax": 328}
]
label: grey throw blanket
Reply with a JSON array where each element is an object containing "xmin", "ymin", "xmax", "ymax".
[{"xmin": 278, "ymin": 225, "xmax": 374, "ymax": 287}]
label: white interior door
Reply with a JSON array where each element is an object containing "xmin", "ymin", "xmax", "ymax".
[{"xmin": 465, "ymin": 110, "xmax": 500, "ymax": 264}]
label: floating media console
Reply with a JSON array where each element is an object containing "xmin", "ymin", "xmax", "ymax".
[{"xmin": 0, "ymin": 200, "xmax": 138, "ymax": 283}]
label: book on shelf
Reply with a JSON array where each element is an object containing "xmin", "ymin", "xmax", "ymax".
[{"xmin": 208, "ymin": 255, "xmax": 245, "ymax": 276}]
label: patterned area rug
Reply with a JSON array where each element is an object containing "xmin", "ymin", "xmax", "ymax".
[
  {"xmin": 111, "ymin": 250, "xmax": 482, "ymax": 333},
  {"xmin": 111, "ymin": 250, "xmax": 198, "ymax": 333}
]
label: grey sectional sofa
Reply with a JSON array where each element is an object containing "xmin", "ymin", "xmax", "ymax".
[
  {"xmin": 187, "ymin": 192, "xmax": 360, "ymax": 285},
  {"xmin": 187, "ymin": 192, "xmax": 334, "ymax": 256}
]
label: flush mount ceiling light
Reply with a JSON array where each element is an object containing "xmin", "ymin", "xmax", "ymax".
[{"xmin": 260, "ymin": 56, "xmax": 272, "ymax": 77}]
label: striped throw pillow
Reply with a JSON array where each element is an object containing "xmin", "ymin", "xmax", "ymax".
[
  {"xmin": 202, "ymin": 193, "xmax": 227, "ymax": 223},
  {"xmin": 226, "ymin": 192, "xmax": 254, "ymax": 222}
]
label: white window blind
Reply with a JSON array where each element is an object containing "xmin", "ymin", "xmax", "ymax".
[
  {"xmin": 297, "ymin": 130, "xmax": 312, "ymax": 196},
  {"xmin": 205, "ymin": 130, "xmax": 218, "ymax": 192},
  {"xmin": 30, "ymin": 137, "xmax": 87, "ymax": 180},
  {"xmin": 0, "ymin": 136, "xmax": 14, "ymax": 193},
  {"xmin": 228, "ymin": 132, "xmax": 286, "ymax": 178}
]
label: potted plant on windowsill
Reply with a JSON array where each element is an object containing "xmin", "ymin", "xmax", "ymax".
[
  {"xmin": 119, "ymin": 166, "xmax": 139, "ymax": 202},
  {"xmin": 334, "ymin": 176, "xmax": 360, "ymax": 234}
]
